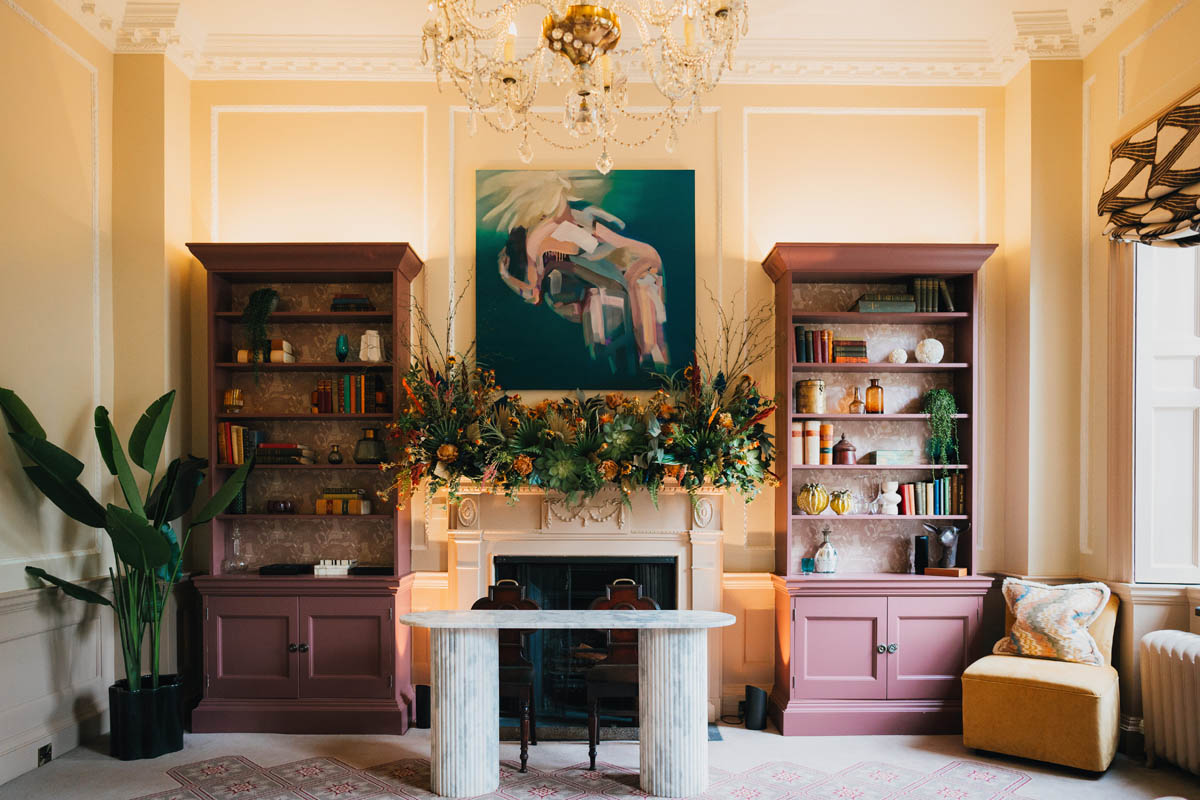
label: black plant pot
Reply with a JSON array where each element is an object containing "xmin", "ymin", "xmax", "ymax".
[{"xmin": 108, "ymin": 674, "xmax": 184, "ymax": 760}]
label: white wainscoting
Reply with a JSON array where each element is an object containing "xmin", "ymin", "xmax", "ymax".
[{"xmin": 0, "ymin": 582, "xmax": 112, "ymax": 786}]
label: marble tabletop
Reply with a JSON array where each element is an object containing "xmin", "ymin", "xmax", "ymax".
[{"xmin": 399, "ymin": 609, "xmax": 736, "ymax": 629}]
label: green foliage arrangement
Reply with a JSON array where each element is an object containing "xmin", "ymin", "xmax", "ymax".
[
  {"xmin": 241, "ymin": 287, "xmax": 279, "ymax": 381},
  {"xmin": 380, "ymin": 290, "xmax": 778, "ymax": 508},
  {"xmin": 923, "ymin": 388, "xmax": 959, "ymax": 472},
  {"xmin": 1, "ymin": 388, "xmax": 253, "ymax": 691}
]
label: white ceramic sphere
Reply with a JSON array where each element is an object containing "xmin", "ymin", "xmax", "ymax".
[
  {"xmin": 887, "ymin": 348, "xmax": 908, "ymax": 364},
  {"xmin": 915, "ymin": 338, "xmax": 945, "ymax": 364}
]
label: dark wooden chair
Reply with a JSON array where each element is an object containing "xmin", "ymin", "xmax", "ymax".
[
  {"xmin": 586, "ymin": 579, "xmax": 660, "ymax": 771},
  {"xmin": 471, "ymin": 579, "xmax": 539, "ymax": 772}
]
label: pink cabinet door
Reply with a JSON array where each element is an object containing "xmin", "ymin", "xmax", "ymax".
[
  {"xmin": 299, "ymin": 596, "xmax": 395, "ymax": 699},
  {"xmin": 886, "ymin": 595, "xmax": 979, "ymax": 700},
  {"xmin": 793, "ymin": 596, "xmax": 887, "ymax": 699},
  {"xmin": 205, "ymin": 595, "xmax": 298, "ymax": 699}
]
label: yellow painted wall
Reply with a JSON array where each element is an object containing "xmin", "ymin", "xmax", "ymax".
[
  {"xmin": 0, "ymin": 0, "xmax": 116, "ymax": 783},
  {"xmin": 1082, "ymin": 0, "xmax": 1200, "ymax": 582},
  {"xmin": 0, "ymin": 0, "xmax": 113, "ymax": 590},
  {"xmin": 187, "ymin": 79, "xmax": 1008, "ymax": 575}
]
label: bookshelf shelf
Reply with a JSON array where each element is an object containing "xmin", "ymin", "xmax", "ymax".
[
  {"xmin": 214, "ymin": 463, "xmax": 385, "ymax": 471},
  {"xmin": 792, "ymin": 362, "xmax": 968, "ymax": 373},
  {"xmin": 216, "ymin": 413, "xmax": 392, "ymax": 421},
  {"xmin": 792, "ymin": 311, "xmax": 968, "ymax": 324},
  {"xmin": 791, "ymin": 413, "xmax": 968, "ymax": 421},
  {"xmin": 214, "ymin": 311, "xmax": 393, "ymax": 323},
  {"xmin": 215, "ymin": 361, "xmax": 392, "ymax": 371},
  {"xmin": 789, "ymin": 514, "xmax": 969, "ymax": 520},
  {"xmin": 216, "ymin": 514, "xmax": 393, "ymax": 521},
  {"xmin": 790, "ymin": 464, "xmax": 968, "ymax": 471},
  {"xmin": 191, "ymin": 241, "xmax": 421, "ymax": 735}
]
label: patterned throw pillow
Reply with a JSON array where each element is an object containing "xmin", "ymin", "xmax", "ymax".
[{"xmin": 993, "ymin": 578, "xmax": 1111, "ymax": 666}]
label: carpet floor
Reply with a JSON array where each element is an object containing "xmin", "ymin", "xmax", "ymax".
[{"xmin": 0, "ymin": 726, "xmax": 1195, "ymax": 800}]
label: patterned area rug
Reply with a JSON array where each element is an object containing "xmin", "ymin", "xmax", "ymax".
[{"xmin": 132, "ymin": 755, "xmax": 1033, "ymax": 800}]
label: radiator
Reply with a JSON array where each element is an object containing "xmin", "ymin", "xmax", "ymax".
[{"xmin": 1140, "ymin": 629, "xmax": 1200, "ymax": 774}]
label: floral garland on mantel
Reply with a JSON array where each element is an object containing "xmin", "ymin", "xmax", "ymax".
[
  {"xmin": 379, "ymin": 297, "xmax": 778, "ymax": 509},
  {"xmin": 379, "ymin": 357, "xmax": 777, "ymax": 509}
]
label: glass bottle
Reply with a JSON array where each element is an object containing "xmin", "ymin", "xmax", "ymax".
[
  {"xmin": 354, "ymin": 427, "xmax": 387, "ymax": 464},
  {"xmin": 814, "ymin": 526, "xmax": 838, "ymax": 574},
  {"xmin": 865, "ymin": 378, "xmax": 884, "ymax": 414},
  {"xmin": 849, "ymin": 387, "xmax": 866, "ymax": 415},
  {"xmin": 327, "ymin": 444, "xmax": 344, "ymax": 464},
  {"xmin": 222, "ymin": 524, "xmax": 248, "ymax": 574}
]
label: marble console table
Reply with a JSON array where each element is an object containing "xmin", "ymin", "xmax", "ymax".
[{"xmin": 400, "ymin": 610, "xmax": 735, "ymax": 798}]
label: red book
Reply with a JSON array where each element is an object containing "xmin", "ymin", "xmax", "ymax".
[
  {"xmin": 223, "ymin": 422, "xmax": 233, "ymax": 465},
  {"xmin": 259, "ymin": 442, "xmax": 303, "ymax": 449},
  {"xmin": 903, "ymin": 484, "xmax": 915, "ymax": 515}
]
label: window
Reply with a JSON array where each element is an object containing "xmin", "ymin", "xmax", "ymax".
[{"xmin": 1134, "ymin": 244, "xmax": 1200, "ymax": 583}]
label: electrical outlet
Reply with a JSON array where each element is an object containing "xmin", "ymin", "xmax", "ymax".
[{"xmin": 37, "ymin": 744, "xmax": 51, "ymax": 767}]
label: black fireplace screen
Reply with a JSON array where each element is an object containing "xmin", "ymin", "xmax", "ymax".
[{"xmin": 492, "ymin": 556, "xmax": 678, "ymax": 724}]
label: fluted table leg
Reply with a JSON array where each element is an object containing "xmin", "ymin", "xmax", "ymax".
[
  {"xmin": 638, "ymin": 628, "xmax": 708, "ymax": 797},
  {"xmin": 430, "ymin": 627, "xmax": 499, "ymax": 797}
]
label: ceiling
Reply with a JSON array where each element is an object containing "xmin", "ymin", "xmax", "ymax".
[{"xmin": 62, "ymin": 0, "xmax": 1146, "ymax": 84}]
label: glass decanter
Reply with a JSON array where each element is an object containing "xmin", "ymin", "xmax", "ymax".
[
  {"xmin": 813, "ymin": 526, "xmax": 839, "ymax": 574},
  {"xmin": 222, "ymin": 524, "xmax": 248, "ymax": 574}
]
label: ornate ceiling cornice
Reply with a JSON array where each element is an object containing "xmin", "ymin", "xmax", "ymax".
[{"xmin": 49, "ymin": 0, "xmax": 1148, "ymax": 86}]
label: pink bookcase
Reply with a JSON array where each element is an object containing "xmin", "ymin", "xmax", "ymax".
[
  {"xmin": 762, "ymin": 244, "xmax": 996, "ymax": 735},
  {"xmin": 189, "ymin": 243, "xmax": 422, "ymax": 734}
]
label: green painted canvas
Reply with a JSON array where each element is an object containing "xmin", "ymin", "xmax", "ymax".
[{"xmin": 475, "ymin": 169, "xmax": 696, "ymax": 390}]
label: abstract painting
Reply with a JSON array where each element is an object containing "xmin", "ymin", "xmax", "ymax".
[{"xmin": 475, "ymin": 169, "xmax": 695, "ymax": 390}]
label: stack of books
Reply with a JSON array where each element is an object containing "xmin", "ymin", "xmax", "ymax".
[
  {"xmin": 235, "ymin": 339, "xmax": 295, "ymax": 364},
  {"xmin": 312, "ymin": 375, "xmax": 387, "ymax": 414},
  {"xmin": 218, "ymin": 423, "xmax": 263, "ymax": 465},
  {"xmin": 330, "ymin": 294, "xmax": 375, "ymax": 312},
  {"xmin": 795, "ymin": 328, "xmax": 834, "ymax": 362},
  {"xmin": 897, "ymin": 474, "xmax": 965, "ymax": 515},
  {"xmin": 831, "ymin": 339, "xmax": 867, "ymax": 363},
  {"xmin": 853, "ymin": 292, "xmax": 916, "ymax": 313},
  {"xmin": 315, "ymin": 487, "xmax": 373, "ymax": 515},
  {"xmin": 255, "ymin": 442, "xmax": 315, "ymax": 465}
]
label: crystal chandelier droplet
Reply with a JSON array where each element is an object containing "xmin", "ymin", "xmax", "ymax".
[{"xmin": 421, "ymin": 0, "xmax": 749, "ymax": 171}]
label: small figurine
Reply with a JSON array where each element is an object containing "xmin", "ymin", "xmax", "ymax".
[{"xmin": 923, "ymin": 522, "xmax": 966, "ymax": 568}]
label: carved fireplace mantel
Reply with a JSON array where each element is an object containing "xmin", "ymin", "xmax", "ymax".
[{"xmin": 443, "ymin": 486, "xmax": 727, "ymax": 719}]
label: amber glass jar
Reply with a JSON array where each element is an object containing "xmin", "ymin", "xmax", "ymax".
[{"xmin": 865, "ymin": 378, "xmax": 884, "ymax": 414}]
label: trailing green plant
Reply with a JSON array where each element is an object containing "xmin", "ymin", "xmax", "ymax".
[
  {"xmin": 1, "ymin": 388, "xmax": 253, "ymax": 692},
  {"xmin": 241, "ymin": 288, "xmax": 279, "ymax": 381},
  {"xmin": 923, "ymin": 388, "xmax": 959, "ymax": 473}
]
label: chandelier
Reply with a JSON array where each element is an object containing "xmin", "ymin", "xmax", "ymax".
[{"xmin": 422, "ymin": 1, "xmax": 749, "ymax": 173}]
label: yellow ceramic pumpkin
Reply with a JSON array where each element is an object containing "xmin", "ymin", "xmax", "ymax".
[
  {"xmin": 795, "ymin": 483, "xmax": 830, "ymax": 515},
  {"xmin": 829, "ymin": 489, "xmax": 853, "ymax": 516}
]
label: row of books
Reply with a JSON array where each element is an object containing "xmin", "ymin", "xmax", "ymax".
[
  {"xmin": 898, "ymin": 475, "xmax": 966, "ymax": 516},
  {"xmin": 792, "ymin": 421, "xmax": 834, "ymax": 465},
  {"xmin": 795, "ymin": 329, "xmax": 868, "ymax": 363},
  {"xmin": 330, "ymin": 293, "xmax": 375, "ymax": 312},
  {"xmin": 312, "ymin": 375, "xmax": 387, "ymax": 415},
  {"xmin": 315, "ymin": 487, "xmax": 373, "ymax": 515},
  {"xmin": 217, "ymin": 423, "xmax": 317, "ymax": 465},
  {"xmin": 235, "ymin": 339, "xmax": 295, "ymax": 364}
]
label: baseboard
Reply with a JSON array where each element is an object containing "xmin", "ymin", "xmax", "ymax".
[
  {"xmin": 0, "ymin": 692, "xmax": 108, "ymax": 786},
  {"xmin": 769, "ymin": 695, "xmax": 962, "ymax": 736},
  {"xmin": 192, "ymin": 698, "xmax": 411, "ymax": 734}
]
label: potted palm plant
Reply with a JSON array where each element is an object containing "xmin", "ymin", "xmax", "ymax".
[{"xmin": 0, "ymin": 388, "xmax": 253, "ymax": 760}]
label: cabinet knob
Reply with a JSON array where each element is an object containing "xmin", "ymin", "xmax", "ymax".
[
  {"xmin": 876, "ymin": 644, "xmax": 886, "ymax": 654},
  {"xmin": 298, "ymin": 643, "xmax": 309, "ymax": 653},
  {"xmin": 887, "ymin": 643, "xmax": 898, "ymax": 653},
  {"xmin": 288, "ymin": 643, "xmax": 298, "ymax": 653}
]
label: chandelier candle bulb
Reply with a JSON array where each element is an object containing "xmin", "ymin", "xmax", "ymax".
[
  {"xmin": 503, "ymin": 22, "xmax": 516, "ymax": 61},
  {"xmin": 601, "ymin": 54, "xmax": 613, "ymax": 88}
]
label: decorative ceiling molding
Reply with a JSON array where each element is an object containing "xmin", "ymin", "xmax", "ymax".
[{"xmin": 50, "ymin": 0, "xmax": 1151, "ymax": 87}]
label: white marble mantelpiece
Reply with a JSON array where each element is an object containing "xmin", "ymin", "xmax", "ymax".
[
  {"xmin": 440, "ymin": 486, "xmax": 727, "ymax": 718},
  {"xmin": 401, "ymin": 609, "xmax": 734, "ymax": 798},
  {"xmin": 402, "ymin": 609, "xmax": 734, "ymax": 629}
]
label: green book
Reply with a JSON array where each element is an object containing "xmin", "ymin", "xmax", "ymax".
[
  {"xmin": 855, "ymin": 300, "xmax": 917, "ymax": 313},
  {"xmin": 938, "ymin": 279, "xmax": 956, "ymax": 312}
]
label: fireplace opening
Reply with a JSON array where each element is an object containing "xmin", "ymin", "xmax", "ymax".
[{"xmin": 492, "ymin": 556, "xmax": 678, "ymax": 725}]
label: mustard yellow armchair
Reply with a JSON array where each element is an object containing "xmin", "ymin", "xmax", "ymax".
[{"xmin": 962, "ymin": 593, "xmax": 1120, "ymax": 772}]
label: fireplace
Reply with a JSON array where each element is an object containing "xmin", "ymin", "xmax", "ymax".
[
  {"xmin": 493, "ymin": 556, "xmax": 677, "ymax": 723},
  {"xmin": 445, "ymin": 486, "xmax": 726, "ymax": 719}
]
